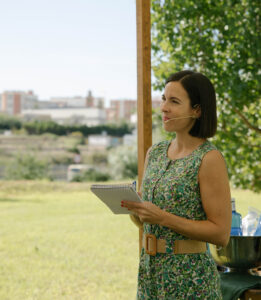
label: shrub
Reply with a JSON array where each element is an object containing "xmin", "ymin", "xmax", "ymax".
[
  {"xmin": 108, "ymin": 145, "xmax": 138, "ymax": 180},
  {"xmin": 22, "ymin": 120, "xmax": 133, "ymax": 137},
  {"xmin": 51, "ymin": 154, "xmax": 74, "ymax": 165},
  {"xmin": 67, "ymin": 146, "xmax": 80, "ymax": 154},
  {"xmin": 0, "ymin": 114, "xmax": 22, "ymax": 130},
  {"xmin": 91, "ymin": 153, "xmax": 108, "ymax": 164},
  {"xmin": 41, "ymin": 133, "xmax": 58, "ymax": 140},
  {"xmin": 72, "ymin": 169, "xmax": 110, "ymax": 182},
  {"xmin": 69, "ymin": 131, "xmax": 83, "ymax": 138},
  {"xmin": 5, "ymin": 154, "xmax": 50, "ymax": 180}
]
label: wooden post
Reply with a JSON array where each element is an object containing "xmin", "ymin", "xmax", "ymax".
[{"xmin": 130, "ymin": 0, "xmax": 152, "ymax": 254}]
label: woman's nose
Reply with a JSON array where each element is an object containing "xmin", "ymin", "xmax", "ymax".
[{"xmin": 160, "ymin": 100, "xmax": 170, "ymax": 112}]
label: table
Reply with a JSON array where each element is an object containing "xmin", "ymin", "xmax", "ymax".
[
  {"xmin": 220, "ymin": 271, "xmax": 261, "ymax": 300},
  {"xmin": 241, "ymin": 289, "xmax": 261, "ymax": 300}
]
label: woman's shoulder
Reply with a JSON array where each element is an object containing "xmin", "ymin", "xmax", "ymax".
[
  {"xmin": 200, "ymin": 141, "xmax": 226, "ymax": 167},
  {"xmin": 194, "ymin": 140, "xmax": 225, "ymax": 164},
  {"xmin": 150, "ymin": 140, "xmax": 169, "ymax": 152},
  {"xmin": 146, "ymin": 140, "xmax": 170, "ymax": 160},
  {"xmin": 201, "ymin": 140, "xmax": 218, "ymax": 152},
  {"xmin": 197, "ymin": 140, "xmax": 219, "ymax": 158},
  {"xmin": 199, "ymin": 146, "xmax": 228, "ymax": 180}
]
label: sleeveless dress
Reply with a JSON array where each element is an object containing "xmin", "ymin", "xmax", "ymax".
[{"xmin": 137, "ymin": 140, "xmax": 222, "ymax": 300}]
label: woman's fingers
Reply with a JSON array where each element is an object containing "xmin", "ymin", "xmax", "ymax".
[{"xmin": 121, "ymin": 200, "xmax": 143, "ymax": 209}]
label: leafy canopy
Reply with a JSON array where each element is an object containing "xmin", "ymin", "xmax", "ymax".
[{"xmin": 151, "ymin": 0, "xmax": 261, "ymax": 192}]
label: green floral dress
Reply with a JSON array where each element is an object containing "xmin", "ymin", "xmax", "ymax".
[{"xmin": 137, "ymin": 140, "xmax": 222, "ymax": 300}]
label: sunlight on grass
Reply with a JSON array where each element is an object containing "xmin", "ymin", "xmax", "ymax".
[
  {"xmin": 0, "ymin": 181, "xmax": 139, "ymax": 300},
  {"xmin": 0, "ymin": 181, "xmax": 260, "ymax": 299}
]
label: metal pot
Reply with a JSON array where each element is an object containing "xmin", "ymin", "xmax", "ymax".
[{"xmin": 209, "ymin": 236, "xmax": 261, "ymax": 274}]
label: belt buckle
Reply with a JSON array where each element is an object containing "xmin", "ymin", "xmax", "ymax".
[{"xmin": 145, "ymin": 234, "xmax": 157, "ymax": 256}]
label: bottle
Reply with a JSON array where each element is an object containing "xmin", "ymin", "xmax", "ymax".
[
  {"xmin": 242, "ymin": 207, "xmax": 260, "ymax": 236},
  {"xmin": 230, "ymin": 198, "xmax": 243, "ymax": 236},
  {"xmin": 132, "ymin": 180, "xmax": 137, "ymax": 191},
  {"xmin": 254, "ymin": 215, "xmax": 261, "ymax": 236}
]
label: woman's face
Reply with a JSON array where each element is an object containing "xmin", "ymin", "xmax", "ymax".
[{"xmin": 161, "ymin": 81, "xmax": 199, "ymax": 133}]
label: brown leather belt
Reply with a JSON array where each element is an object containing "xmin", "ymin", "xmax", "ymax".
[{"xmin": 142, "ymin": 233, "xmax": 207, "ymax": 256}]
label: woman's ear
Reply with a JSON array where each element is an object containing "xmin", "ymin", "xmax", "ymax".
[{"xmin": 193, "ymin": 104, "xmax": 201, "ymax": 118}]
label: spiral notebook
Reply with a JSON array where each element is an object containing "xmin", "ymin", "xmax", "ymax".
[{"xmin": 90, "ymin": 183, "xmax": 142, "ymax": 214}]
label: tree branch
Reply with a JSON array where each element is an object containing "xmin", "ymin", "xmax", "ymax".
[
  {"xmin": 224, "ymin": 99, "xmax": 261, "ymax": 134},
  {"xmin": 232, "ymin": 106, "xmax": 261, "ymax": 134}
]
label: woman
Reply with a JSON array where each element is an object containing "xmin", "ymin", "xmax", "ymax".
[{"xmin": 122, "ymin": 70, "xmax": 231, "ymax": 299}]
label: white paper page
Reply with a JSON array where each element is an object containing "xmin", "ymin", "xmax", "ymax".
[{"xmin": 91, "ymin": 184, "xmax": 142, "ymax": 214}]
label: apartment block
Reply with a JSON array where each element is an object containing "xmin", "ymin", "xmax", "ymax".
[
  {"xmin": 108, "ymin": 97, "xmax": 163, "ymax": 122},
  {"xmin": 1, "ymin": 90, "xmax": 38, "ymax": 115},
  {"xmin": 109, "ymin": 99, "xmax": 136, "ymax": 122}
]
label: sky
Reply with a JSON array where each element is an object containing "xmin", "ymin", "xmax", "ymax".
[{"xmin": 0, "ymin": 0, "xmax": 158, "ymax": 105}]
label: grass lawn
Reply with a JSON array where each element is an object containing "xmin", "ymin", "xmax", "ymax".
[
  {"xmin": 0, "ymin": 181, "xmax": 260, "ymax": 300},
  {"xmin": 0, "ymin": 181, "xmax": 139, "ymax": 300}
]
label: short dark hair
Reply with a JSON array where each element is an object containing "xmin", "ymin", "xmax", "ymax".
[{"xmin": 165, "ymin": 70, "xmax": 217, "ymax": 138}]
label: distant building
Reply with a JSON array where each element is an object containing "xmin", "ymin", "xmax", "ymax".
[
  {"xmin": 86, "ymin": 90, "xmax": 94, "ymax": 107},
  {"xmin": 50, "ymin": 96, "xmax": 86, "ymax": 108},
  {"xmin": 1, "ymin": 92, "xmax": 20, "ymax": 115},
  {"xmin": 88, "ymin": 133, "xmax": 121, "ymax": 148},
  {"xmin": 108, "ymin": 99, "xmax": 137, "ymax": 122},
  {"xmin": 67, "ymin": 164, "xmax": 93, "ymax": 182},
  {"xmin": 1, "ymin": 90, "xmax": 38, "ymax": 115},
  {"xmin": 106, "ymin": 107, "xmax": 116, "ymax": 122},
  {"xmin": 86, "ymin": 90, "xmax": 104, "ymax": 108},
  {"xmin": 123, "ymin": 129, "xmax": 137, "ymax": 146},
  {"xmin": 21, "ymin": 107, "xmax": 106, "ymax": 126},
  {"xmin": 130, "ymin": 113, "xmax": 137, "ymax": 124},
  {"xmin": 151, "ymin": 97, "xmax": 162, "ymax": 110},
  {"xmin": 107, "ymin": 97, "xmax": 162, "ymax": 123},
  {"xmin": 34, "ymin": 100, "xmax": 59, "ymax": 109},
  {"xmin": 50, "ymin": 90, "xmax": 104, "ymax": 109}
]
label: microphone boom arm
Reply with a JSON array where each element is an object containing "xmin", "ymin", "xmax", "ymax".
[{"xmin": 164, "ymin": 116, "xmax": 196, "ymax": 123}]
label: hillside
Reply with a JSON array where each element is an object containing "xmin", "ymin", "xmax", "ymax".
[{"xmin": 0, "ymin": 134, "xmax": 108, "ymax": 180}]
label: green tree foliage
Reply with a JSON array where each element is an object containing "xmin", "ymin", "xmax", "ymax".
[
  {"xmin": 91, "ymin": 153, "xmax": 108, "ymax": 164},
  {"xmin": 23, "ymin": 120, "xmax": 133, "ymax": 137},
  {"xmin": 72, "ymin": 169, "xmax": 111, "ymax": 182},
  {"xmin": 24, "ymin": 120, "xmax": 66, "ymax": 135},
  {"xmin": 108, "ymin": 145, "xmax": 138, "ymax": 180},
  {"xmin": 151, "ymin": 0, "xmax": 261, "ymax": 192},
  {"xmin": 5, "ymin": 154, "xmax": 50, "ymax": 180},
  {"xmin": 0, "ymin": 117, "xmax": 133, "ymax": 137},
  {"xmin": 0, "ymin": 114, "xmax": 22, "ymax": 130}
]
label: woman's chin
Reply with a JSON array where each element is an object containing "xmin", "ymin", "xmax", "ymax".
[{"xmin": 163, "ymin": 124, "xmax": 175, "ymax": 132}]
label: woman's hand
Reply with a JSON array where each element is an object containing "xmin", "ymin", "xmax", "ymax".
[{"xmin": 122, "ymin": 200, "xmax": 166, "ymax": 224}]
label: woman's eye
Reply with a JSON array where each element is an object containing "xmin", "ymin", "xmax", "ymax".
[{"xmin": 161, "ymin": 98, "xmax": 179, "ymax": 103}]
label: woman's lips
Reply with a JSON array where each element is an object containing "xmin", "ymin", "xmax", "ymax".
[{"xmin": 163, "ymin": 116, "xmax": 170, "ymax": 122}]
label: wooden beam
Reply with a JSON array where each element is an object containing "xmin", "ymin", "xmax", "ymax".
[
  {"xmin": 130, "ymin": 0, "xmax": 152, "ymax": 254},
  {"xmin": 136, "ymin": 0, "xmax": 152, "ymax": 188}
]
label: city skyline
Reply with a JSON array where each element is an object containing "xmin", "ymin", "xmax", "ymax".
[
  {"xmin": 0, "ymin": 89, "xmax": 162, "ymax": 126},
  {"xmin": 0, "ymin": 0, "xmax": 161, "ymax": 105}
]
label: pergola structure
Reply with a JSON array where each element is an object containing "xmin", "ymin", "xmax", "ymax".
[{"xmin": 130, "ymin": 0, "xmax": 152, "ymax": 252}]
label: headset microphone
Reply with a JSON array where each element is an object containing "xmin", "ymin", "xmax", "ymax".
[{"xmin": 164, "ymin": 116, "xmax": 197, "ymax": 123}]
